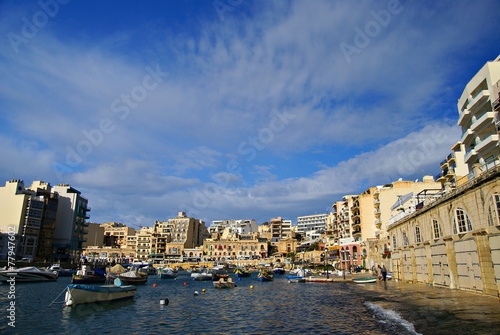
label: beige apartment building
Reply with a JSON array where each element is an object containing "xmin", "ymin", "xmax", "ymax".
[
  {"xmin": 150, "ymin": 212, "xmax": 209, "ymax": 262},
  {"xmin": 203, "ymin": 236, "xmax": 268, "ymax": 261},
  {"xmin": 436, "ymin": 141, "xmax": 470, "ymax": 188},
  {"xmin": 136, "ymin": 226, "xmax": 153, "ymax": 260},
  {"xmin": 101, "ymin": 222, "xmax": 135, "ymax": 248},
  {"xmin": 458, "ymin": 55, "xmax": 500, "ymax": 171}
]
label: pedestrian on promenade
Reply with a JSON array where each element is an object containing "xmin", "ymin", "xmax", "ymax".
[
  {"xmin": 381, "ymin": 265, "xmax": 387, "ymax": 281},
  {"xmin": 376, "ymin": 265, "xmax": 382, "ymax": 280}
]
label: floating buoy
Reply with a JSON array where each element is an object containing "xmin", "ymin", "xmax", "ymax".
[
  {"xmin": 238, "ymin": 278, "xmax": 242, "ymax": 281},
  {"xmin": 194, "ymin": 291, "xmax": 199, "ymax": 296},
  {"xmin": 201, "ymin": 289, "xmax": 206, "ymax": 293},
  {"xmin": 250, "ymin": 285, "xmax": 254, "ymax": 289},
  {"xmin": 160, "ymin": 298, "xmax": 169, "ymax": 305},
  {"xmin": 183, "ymin": 282, "xmax": 187, "ymax": 286},
  {"xmin": 152, "ymin": 283, "xmax": 157, "ymax": 287}
]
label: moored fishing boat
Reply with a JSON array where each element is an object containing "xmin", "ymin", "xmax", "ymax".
[
  {"xmin": 191, "ymin": 271, "xmax": 212, "ymax": 281},
  {"xmin": 273, "ymin": 267, "xmax": 286, "ymax": 275},
  {"xmin": 71, "ymin": 265, "xmax": 106, "ymax": 284},
  {"xmin": 288, "ymin": 277, "xmax": 306, "ymax": 283},
  {"xmin": 107, "ymin": 269, "xmax": 148, "ymax": 285},
  {"xmin": 352, "ymin": 277, "xmax": 378, "ymax": 284},
  {"xmin": 257, "ymin": 270, "xmax": 274, "ymax": 281},
  {"xmin": 159, "ymin": 268, "xmax": 177, "ymax": 279},
  {"xmin": 48, "ymin": 264, "xmax": 75, "ymax": 277},
  {"xmin": 0, "ymin": 267, "xmax": 58, "ymax": 282},
  {"xmin": 64, "ymin": 280, "xmax": 137, "ymax": 306},
  {"xmin": 213, "ymin": 276, "xmax": 235, "ymax": 289},
  {"xmin": 234, "ymin": 268, "xmax": 251, "ymax": 277}
]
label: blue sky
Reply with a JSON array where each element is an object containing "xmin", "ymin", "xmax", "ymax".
[{"xmin": 1, "ymin": 0, "xmax": 499, "ymax": 227}]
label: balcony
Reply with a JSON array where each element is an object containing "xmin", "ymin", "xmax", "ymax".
[
  {"xmin": 474, "ymin": 133, "xmax": 499, "ymax": 154},
  {"xmin": 494, "ymin": 96, "xmax": 500, "ymax": 111},
  {"xmin": 468, "ymin": 89, "xmax": 490, "ymax": 112},
  {"xmin": 458, "ymin": 108, "xmax": 471, "ymax": 127},
  {"xmin": 464, "ymin": 147, "xmax": 478, "ymax": 164},
  {"xmin": 460, "ymin": 129, "xmax": 474, "ymax": 145},
  {"xmin": 435, "ymin": 173, "xmax": 445, "ymax": 182},
  {"xmin": 373, "ymin": 198, "xmax": 380, "ymax": 205},
  {"xmin": 470, "ymin": 112, "xmax": 495, "ymax": 133},
  {"xmin": 440, "ymin": 159, "xmax": 448, "ymax": 168}
]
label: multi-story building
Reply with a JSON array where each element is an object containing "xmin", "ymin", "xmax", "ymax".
[
  {"xmin": 269, "ymin": 217, "xmax": 292, "ymax": 243},
  {"xmin": 209, "ymin": 219, "xmax": 258, "ymax": 239},
  {"xmin": 0, "ymin": 180, "xmax": 90, "ymax": 262},
  {"xmin": 101, "ymin": 222, "xmax": 135, "ymax": 248},
  {"xmin": 151, "ymin": 212, "xmax": 209, "ymax": 262},
  {"xmin": 296, "ymin": 214, "xmax": 327, "ymax": 236},
  {"xmin": 457, "ymin": 55, "xmax": 500, "ymax": 171},
  {"xmin": 203, "ymin": 236, "xmax": 268, "ymax": 261},
  {"xmin": 436, "ymin": 141, "xmax": 470, "ymax": 188},
  {"xmin": 83, "ymin": 222, "xmax": 105, "ymax": 247},
  {"xmin": 29, "ymin": 181, "xmax": 59, "ymax": 261},
  {"xmin": 51, "ymin": 183, "xmax": 90, "ymax": 262},
  {"xmin": 387, "ymin": 163, "xmax": 500, "ymax": 297},
  {"xmin": 136, "ymin": 227, "xmax": 153, "ymax": 260}
]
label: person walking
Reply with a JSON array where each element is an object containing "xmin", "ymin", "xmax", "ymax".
[{"xmin": 381, "ymin": 265, "xmax": 387, "ymax": 281}]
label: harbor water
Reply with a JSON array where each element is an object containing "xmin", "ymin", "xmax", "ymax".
[{"xmin": 1, "ymin": 272, "xmax": 499, "ymax": 334}]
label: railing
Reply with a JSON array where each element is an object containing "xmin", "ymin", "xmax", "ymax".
[{"xmin": 388, "ymin": 158, "xmax": 500, "ymax": 230}]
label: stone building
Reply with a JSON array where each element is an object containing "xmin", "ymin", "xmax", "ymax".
[{"xmin": 387, "ymin": 164, "xmax": 500, "ymax": 297}]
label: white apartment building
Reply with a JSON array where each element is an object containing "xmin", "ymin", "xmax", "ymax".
[
  {"xmin": 296, "ymin": 214, "xmax": 328, "ymax": 236},
  {"xmin": 458, "ymin": 55, "xmax": 500, "ymax": 171},
  {"xmin": 209, "ymin": 219, "xmax": 258, "ymax": 236}
]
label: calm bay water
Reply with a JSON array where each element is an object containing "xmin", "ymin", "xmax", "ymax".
[{"xmin": 1, "ymin": 272, "xmax": 499, "ymax": 334}]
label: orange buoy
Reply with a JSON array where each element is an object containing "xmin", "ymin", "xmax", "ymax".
[
  {"xmin": 153, "ymin": 283, "xmax": 157, "ymax": 287},
  {"xmin": 183, "ymin": 282, "xmax": 187, "ymax": 286}
]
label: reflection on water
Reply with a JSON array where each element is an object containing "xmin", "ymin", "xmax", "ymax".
[{"xmin": 0, "ymin": 274, "xmax": 499, "ymax": 334}]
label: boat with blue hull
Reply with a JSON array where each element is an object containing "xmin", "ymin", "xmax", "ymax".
[
  {"xmin": 71, "ymin": 265, "xmax": 106, "ymax": 284},
  {"xmin": 257, "ymin": 270, "xmax": 274, "ymax": 281}
]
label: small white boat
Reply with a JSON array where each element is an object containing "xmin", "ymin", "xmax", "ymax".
[
  {"xmin": 0, "ymin": 267, "xmax": 58, "ymax": 282},
  {"xmin": 352, "ymin": 277, "xmax": 378, "ymax": 284},
  {"xmin": 48, "ymin": 264, "xmax": 74, "ymax": 277},
  {"xmin": 159, "ymin": 268, "xmax": 177, "ymax": 279},
  {"xmin": 64, "ymin": 281, "xmax": 137, "ymax": 306},
  {"xmin": 191, "ymin": 272, "xmax": 212, "ymax": 281}
]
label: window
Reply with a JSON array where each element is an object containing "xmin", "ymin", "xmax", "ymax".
[
  {"xmin": 432, "ymin": 219, "xmax": 442, "ymax": 239},
  {"xmin": 487, "ymin": 194, "xmax": 500, "ymax": 226},
  {"xmin": 402, "ymin": 230, "xmax": 409, "ymax": 246},
  {"xmin": 454, "ymin": 208, "xmax": 473, "ymax": 234},
  {"xmin": 392, "ymin": 235, "xmax": 397, "ymax": 249},
  {"xmin": 415, "ymin": 226, "xmax": 422, "ymax": 243}
]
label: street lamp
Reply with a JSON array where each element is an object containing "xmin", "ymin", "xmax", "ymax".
[{"xmin": 323, "ymin": 248, "xmax": 329, "ymax": 279}]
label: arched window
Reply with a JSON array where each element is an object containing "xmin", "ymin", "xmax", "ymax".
[
  {"xmin": 453, "ymin": 208, "xmax": 473, "ymax": 234},
  {"xmin": 487, "ymin": 194, "xmax": 500, "ymax": 226},
  {"xmin": 415, "ymin": 226, "xmax": 422, "ymax": 243},
  {"xmin": 432, "ymin": 219, "xmax": 443, "ymax": 239}
]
